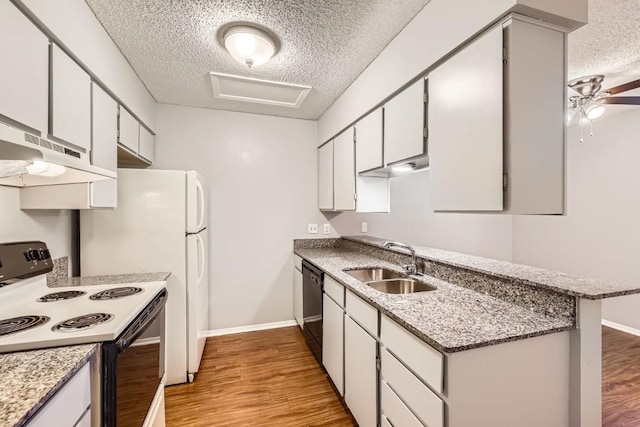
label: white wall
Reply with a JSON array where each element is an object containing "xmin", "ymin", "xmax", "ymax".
[
  {"xmin": 330, "ymin": 171, "xmax": 513, "ymax": 261},
  {"xmin": 512, "ymin": 109, "xmax": 640, "ymax": 329},
  {"xmin": 0, "ymin": 186, "xmax": 72, "ymax": 261},
  {"xmin": 154, "ymin": 104, "xmax": 330, "ymax": 330}
]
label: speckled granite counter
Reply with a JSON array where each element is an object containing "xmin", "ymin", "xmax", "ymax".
[
  {"xmin": 343, "ymin": 235, "xmax": 640, "ymax": 299},
  {"xmin": 0, "ymin": 344, "xmax": 97, "ymax": 427},
  {"xmin": 294, "ymin": 245, "xmax": 574, "ymax": 353},
  {"xmin": 52, "ymin": 272, "xmax": 171, "ymax": 288}
]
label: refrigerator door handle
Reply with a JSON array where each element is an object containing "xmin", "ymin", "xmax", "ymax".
[
  {"xmin": 196, "ymin": 233, "xmax": 205, "ymax": 285},
  {"xmin": 196, "ymin": 180, "xmax": 205, "ymax": 231}
]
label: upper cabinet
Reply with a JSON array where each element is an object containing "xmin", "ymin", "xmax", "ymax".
[
  {"xmin": 318, "ymin": 141, "xmax": 334, "ymax": 211},
  {"xmin": 383, "ymin": 79, "xmax": 426, "ymax": 166},
  {"xmin": 90, "ymin": 83, "xmax": 118, "ymax": 208},
  {"xmin": 429, "ymin": 26, "xmax": 504, "ymax": 212},
  {"xmin": 0, "ymin": 1, "xmax": 49, "ymax": 134},
  {"xmin": 118, "ymin": 106, "xmax": 156, "ymax": 167},
  {"xmin": 118, "ymin": 107, "xmax": 139, "ymax": 154},
  {"xmin": 51, "ymin": 44, "xmax": 91, "ymax": 151},
  {"xmin": 333, "ymin": 129, "xmax": 356, "ymax": 211},
  {"xmin": 429, "ymin": 18, "xmax": 565, "ymax": 214},
  {"xmin": 355, "ymin": 108, "xmax": 383, "ymax": 173},
  {"xmin": 139, "ymin": 126, "xmax": 156, "ymax": 163}
]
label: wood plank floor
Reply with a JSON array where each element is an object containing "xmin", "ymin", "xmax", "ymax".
[
  {"xmin": 164, "ymin": 326, "xmax": 354, "ymax": 426},
  {"xmin": 603, "ymin": 326, "xmax": 640, "ymax": 426},
  {"xmin": 165, "ymin": 325, "xmax": 640, "ymax": 426}
]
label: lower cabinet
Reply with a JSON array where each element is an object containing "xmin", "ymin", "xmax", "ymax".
[
  {"xmin": 27, "ymin": 362, "xmax": 91, "ymax": 427},
  {"xmin": 344, "ymin": 315, "xmax": 377, "ymax": 427},
  {"xmin": 322, "ymin": 294, "xmax": 344, "ymax": 395}
]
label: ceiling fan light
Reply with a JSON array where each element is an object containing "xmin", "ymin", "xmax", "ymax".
[
  {"xmin": 223, "ymin": 26, "xmax": 276, "ymax": 68},
  {"xmin": 586, "ymin": 105, "xmax": 605, "ymax": 120}
]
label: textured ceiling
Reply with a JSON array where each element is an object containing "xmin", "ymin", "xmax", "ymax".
[
  {"xmin": 568, "ymin": 0, "xmax": 640, "ymax": 90},
  {"xmin": 84, "ymin": 0, "xmax": 430, "ymax": 120},
  {"xmin": 86, "ymin": 0, "xmax": 640, "ymax": 120}
]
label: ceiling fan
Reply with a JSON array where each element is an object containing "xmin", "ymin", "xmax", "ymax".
[{"xmin": 567, "ymin": 75, "xmax": 640, "ymax": 141}]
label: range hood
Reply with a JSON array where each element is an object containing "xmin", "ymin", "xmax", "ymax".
[
  {"xmin": 359, "ymin": 154, "xmax": 429, "ymax": 178},
  {"xmin": 0, "ymin": 122, "xmax": 115, "ymax": 187}
]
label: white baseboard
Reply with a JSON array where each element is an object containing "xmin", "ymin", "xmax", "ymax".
[
  {"xmin": 205, "ymin": 320, "xmax": 298, "ymax": 337},
  {"xmin": 602, "ymin": 319, "xmax": 640, "ymax": 337}
]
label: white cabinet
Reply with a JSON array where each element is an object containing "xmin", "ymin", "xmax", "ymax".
[
  {"xmin": 355, "ymin": 108, "xmax": 383, "ymax": 173},
  {"xmin": 323, "ymin": 294, "xmax": 344, "ymax": 396},
  {"xmin": 318, "ymin": 141, "xmax": 334, "ymax": 210},
  {"xmin": 0, "ymin": 1, "xmax": 49, "ymax": 134},
  {"xmin": 429, "ymin": 18, "xmax": 565, "ymax": 214},
  {"xmin": 294, "ymin": 257, "xmax": 303, "ymax": 328},
  {"xmin": 91, "ymin": 83, "xmax": 118, "ymax": 208},
  {"xmin": 344, "ymin": 315, "xmax": 377, "ymax": 427},
  {"xmin": 139, "ymin": 125, "xmax": 156, "ymax": 163},
  {"xmin": 27, "ymin": 362, "xmax": 91, "ymax": 427},
  {"xmin": 430, "ymin": 25, "xmax": 504, "ymax": 212},
  {"xmin": 118, "ymin": 106, "xmax": 140, "ymax": 154},
  {"xmin": 383, "ymin": 79, "xmax": 426, "ymax": 165},
  {"xmin": 333, "ymin": 128, "xmax": 356, "ymax": 211},
  {"xmin": 51, "ymin": 43, "xmax": 91, "ymax": 151}
]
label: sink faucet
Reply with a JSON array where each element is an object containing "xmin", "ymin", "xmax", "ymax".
[{"xmin": 383, "ymin": 241, "xmax": 419, "ymax": 275}]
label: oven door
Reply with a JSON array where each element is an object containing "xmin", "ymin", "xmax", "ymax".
[{"xmin": 102, "ymin": 289, "xmax": 167, "ymax": 427}]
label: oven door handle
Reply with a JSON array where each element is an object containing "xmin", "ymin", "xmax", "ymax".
[{"xmin": 116, "ymin": 289, "xmax": 167, "ymax": 351}]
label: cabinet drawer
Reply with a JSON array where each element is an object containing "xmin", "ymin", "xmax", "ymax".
[
  {"xmin": 381, "ymin": 348, "xmax": 443, "ymax": 427},
  {"xmin": 324, "ymin": 275, "xmax": 344, "ymax": 307},
  {"xmin": 346, "ymin": 290, "xmax": 377, "ymax": 336},
  {"xmin": 381, "ymin": 314, "xmax": 443, "ymax": 393},
  {"xmin": 381, "ymin": 380, "xmax": 424, "ymax": 427},
  {"xmin": 28, "ymin": 362, "xmax": 91, "ymax": 427},
  {"xmin": 294, "ymin": 254, "xmax": 302, "ymax": 271}
]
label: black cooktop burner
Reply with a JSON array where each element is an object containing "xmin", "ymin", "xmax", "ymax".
[
  {"xmin": 89, "ymin": 287, "xmax": 143, "ymax": 301},
  {"xmin": 37, "ymin": 290, "xmax": 86, "ymax": 302},
  {"xmin": 0, "ymin": 315, "xmax": 50, "ymax": 337},
  {"xmin": 52, "ymin": 313, "xmax": 113, "ymax": 332}
]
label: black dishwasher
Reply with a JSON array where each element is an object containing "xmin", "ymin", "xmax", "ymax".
[{"xmin": 302, "ymin": 260, "xmax": 323, "ymax": 364}]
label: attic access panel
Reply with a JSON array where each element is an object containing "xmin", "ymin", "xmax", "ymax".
[{"xmin": 209, "ymin": 72, "xmax": 311, "ymax": 108}]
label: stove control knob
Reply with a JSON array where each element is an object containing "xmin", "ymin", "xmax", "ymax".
[
  {"xmin": 24, "ymin": 250, "xmax": 41, "ymax": 261},
  {"xmin": 38, "ymin": 249, "xmax": 50, "ymax": 260}
]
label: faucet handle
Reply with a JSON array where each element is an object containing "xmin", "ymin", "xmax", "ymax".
[{"xmin": 402, "ymin": 264, "xmax": 416, "ymax": 275}]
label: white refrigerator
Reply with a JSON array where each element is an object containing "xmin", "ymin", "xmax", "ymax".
[{"xmin": 80, "ymin": 169, "xmax": 209, "ymax": 385}]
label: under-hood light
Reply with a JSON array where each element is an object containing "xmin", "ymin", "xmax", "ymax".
[{"xmin": 26, "ymin": 161, "xmax": 66, "ymax": 177}]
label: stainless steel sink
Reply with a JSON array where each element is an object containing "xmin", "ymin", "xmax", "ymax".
[
  {"xmin": 343, "ymin": 268, "xmax": 436, "ymax": 294},
  {"xmin": 367, "ymin": 279, "xmax": 436, "ymax": 294},
  {"xmin": 344, "ymin": 268, "xmax": 405, "ymax": 282}
]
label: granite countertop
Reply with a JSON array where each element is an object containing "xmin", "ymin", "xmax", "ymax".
[
  {"xmin": 51, "ymin": 272, "xmax": 171, "ymax": 288},
  {"xmin": 295, "ymin": 247, "xmax": 573, "ymax": 353},
  {"xmin": 0, "ymin": 344, "xmax": 97, "ymax": 427},
  {"xmin": 345, "ymin": 236, "xmax": 640, "ymax": 299}
]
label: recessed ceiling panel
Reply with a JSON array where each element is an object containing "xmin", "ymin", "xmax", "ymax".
[{"xmin": 209, "ymin": 73, "xmax": 311, "ymax": 108}]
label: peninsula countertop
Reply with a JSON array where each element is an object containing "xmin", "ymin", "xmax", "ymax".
[
  {"xmin": 0, "ymin": 344, "xmax": 97, "ymax": 427},
  {"xmin": 294, "ymin": 246, "xmax": 573, "ymax": 353}
]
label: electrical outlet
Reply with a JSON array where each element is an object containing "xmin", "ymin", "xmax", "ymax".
[
  {"xmin": 323, "ymin": 224, "xmax": 331, "ymax": 234},
  {"xmin": 361, "ymin": 222, "xmax": 368, "ymax": 233},
  {"xmin": 307, "ymin": 224, "xmax": 318, "ymax": 234}
]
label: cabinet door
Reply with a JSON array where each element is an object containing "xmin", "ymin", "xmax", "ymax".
[
  {"xmin": 355, "ymin": 108, "xmax": 383, "ymax": 173},
  {"xmin": 384, "ymin": 79, "xmax": 425, "ymax": 165},
  {"xmin": 0, "ymin": 2, "xmax": 49, "ymax": 134},
  {"xmin": 90, "ymin": 84, "xmax": 118, "ymax": 208},
  {"xmin": 318, "ymin": 141, "xmax": 334, "ymax": 210},
  {"xmin": 345, "ymin": 316, "xmax": 377, "ymax": 427},
  {"xmin": 51, "ymin": 44, "xmax": 91, "ymax": 150},
  {"xmin": 429, "ymin": 25, "xmax": 504, "ymax": 211},
  {"xmin": 294, "ymin": 268, "xmax": 303, "ymax": 328},
  {"xmin": 139, "ymin": 126, "xmax": 155, "ymax": 163},
  {"xmin": 323, "ymin": 294, "xmax": 344, "ymax": 396},
  {"xmin": 333, "ymin": 129, "xmax": 355, "ymax": 211},
  {"xmin": 118, "ymin": 106, "xmax": 140, "ymax": 154}
]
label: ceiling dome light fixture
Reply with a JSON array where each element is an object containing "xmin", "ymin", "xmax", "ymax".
[{"xmin": 222, "ymin": 24, "xmax": 278, "ymax": 68}]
